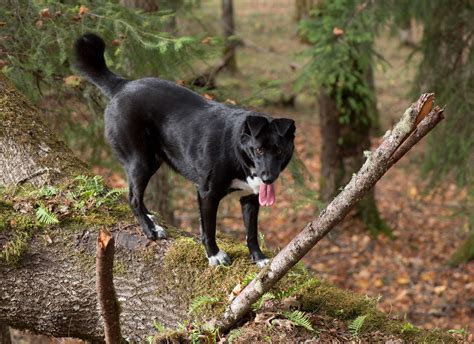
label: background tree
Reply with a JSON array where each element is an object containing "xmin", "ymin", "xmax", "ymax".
[
  {"xmin": 297, "ymin": 0, "xmax": 390, "ymax": 236},
  {"xmin": 221, "ymin": 0, "xmax": 238, "ymax": 73},
  {"xmin": 409, "ymin": 1, "xmax": 473, "ymax": 264}
]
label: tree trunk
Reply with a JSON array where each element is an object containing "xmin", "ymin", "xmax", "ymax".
[
  {"xmin": 318, "ymin": 68, "xmax": 389, "ymax": 236},
  {"xmin": 0, "ymin": 323, "xmax": 11, "ymax": 344},
  {"xmin": 221, "ymin": 0, "xmax": 238, "ymax": 73}
]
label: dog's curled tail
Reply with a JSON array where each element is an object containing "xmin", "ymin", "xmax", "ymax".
[{"xmin": 74, "ymin": 33, "xmax": 126, "ymax": 98}]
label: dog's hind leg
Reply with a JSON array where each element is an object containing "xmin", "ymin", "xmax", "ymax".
[
  {"xmin": 126, "ymin": 157, "xmax": 166, "ymax": 240},
  {"xmin": 240, "ymin": 194, "xmax": 269, "ymax": 268},
  {"xmin": 197, "ymin": 191, "xmax": 230, "ymax": 266}
]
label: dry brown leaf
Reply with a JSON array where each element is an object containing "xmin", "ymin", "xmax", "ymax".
[
  {"xmin": 63, "ymin": 75, "xmax": 82, "ymax": 87},
  {"xmin": 39, "ymin": 8, "xmax": 51, "ymax": 18},
  {"xmin": 333, "ymin": 27, "xmax": 344, "ymax": 37},
  {"xmin": 201, "ymin": 36, "xmax": 212, "ymax": 44},
  {"xmin": 79, "ymin": 5, "xmax": 89, "ymax": 15}
]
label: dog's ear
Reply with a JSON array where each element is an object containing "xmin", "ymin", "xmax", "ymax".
[
  {"xmin": 243, "ymin": 115, "xmax": 268, "ymax": 137},
  {"xmin": 273, "ymin": 118, "xmax": 295, "ymax": 138}
]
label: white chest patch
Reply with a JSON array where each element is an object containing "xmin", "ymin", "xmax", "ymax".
[{"xmin": 230, "ymin": 176, "xmax": 263, "ymax": 196}]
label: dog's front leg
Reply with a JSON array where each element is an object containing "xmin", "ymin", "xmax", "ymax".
[
  {"xmin": 240, "ymin": 194, "xmax": 269, "ymax": 268},
  {"xmin": 197, "ymin": 192, "xmax": 231, "ymax": 266}
]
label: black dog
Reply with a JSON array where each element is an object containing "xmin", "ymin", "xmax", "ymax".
[{"xmin": 74, "ymin": 33, "xmax": 295, "ymax": 267}]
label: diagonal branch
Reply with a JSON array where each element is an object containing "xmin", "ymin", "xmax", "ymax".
[{"xmin": 217, "ymin": 93, "xmax": 445, "ymax": 332}]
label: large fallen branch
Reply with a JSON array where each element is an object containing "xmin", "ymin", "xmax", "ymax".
[{"xmin": 217, "ymin": 94, "xmax": 444, "ymax": 331}]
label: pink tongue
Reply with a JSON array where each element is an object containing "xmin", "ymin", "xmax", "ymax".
[{"xmin": 259, "ymin": 183, "xmax": 275, "ymax": 207}]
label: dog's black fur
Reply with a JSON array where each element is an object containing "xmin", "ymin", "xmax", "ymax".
[{"xmin": 74, "ymin": 33, "xmax": 295, "ymax": 266}]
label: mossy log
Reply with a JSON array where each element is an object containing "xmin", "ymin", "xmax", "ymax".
[{"xmin": 0, "ymin": 75, "xmax": 456, "ymax": 343}]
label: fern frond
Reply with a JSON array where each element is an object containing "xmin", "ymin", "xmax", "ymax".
[
  {"xmin": 242, "ymin": 272, "xmax": 257, "ymax": 287},
  {"xmin": 252, "ymin": 292, "xmax": 275, "ymax": 311},
  {"xmin": 348, "ymin": 314, "xmax": 367, "ymax": 337},
  {"xmin": 188, "ymin": 296, "xmax": 220, "ymax": 315},
  {"xmin": 282, "ymin": 310, "xmax": 315, "ymax": 332},
  {"xmin": 152, "ymin": 319, "xmax": 166, "ymax": 333},
  {"xmin": 36, "ymin": 205, "xmax": 59, "ymax": 225},
  {"xmin": 33, "ymin": 185, "xmax": 59, "ymax": 197}
]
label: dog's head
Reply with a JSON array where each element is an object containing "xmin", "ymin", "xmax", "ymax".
[{"xmin": 240, "ymin": 115, "xmax": 295, "ymax": 184}]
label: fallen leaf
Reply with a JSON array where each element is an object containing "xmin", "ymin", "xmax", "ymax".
[
  {"xmin": 396, "ymin": 275, "xmax": 410, "ymax": 285},
  {"xmin": 79, "ymin": 5, "xmax": 89, "ymax": 15},
  {"xmin": 63, "ymin": 75, "xmax": 82, "ymax": 87},
  {"xmin": 203, "ymin": 93, "xmax": 214, "ymax": 100},
  {"xmin": 420, "ymin": 271, "xmax": 435, "ymax": 282},
  {"xmin": 228, "ymin": 283, "xmax": 243, "ymax": 301},
  {"xmin": 39, "ymin": 8, "xmax": 51, "ymax": 18},
  {"xmin": 333, "ymin": 27, "xmax": 344, "ymax": 37},
  {"xmin": 434, "ymin": 285, "xmax": 447, "ymax": 295},
  {"xmin": 35, "ymin": 20, "xmax": 44, "ymax": 29},
  {"xmin": 201, "ymin": 37, "xmax": 212, "ymax": 44}
]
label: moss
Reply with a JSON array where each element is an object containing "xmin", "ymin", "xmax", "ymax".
[
  {"xmin": 296, "ymin": 279, "xmax": 457, "ymax": 343},
  {"xmin": 152, "ymin": 330, "xmax": 187, "ymax": 344},
  {"xmin": 0, "ymin": 177, "xmax": 134, "ymax": 265},
  {"xmin": 163, "ymin": 237, "xmax": 260, "ymax": 318}
]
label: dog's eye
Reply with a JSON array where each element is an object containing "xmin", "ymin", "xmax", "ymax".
[
  {"xmin": 276, "ymin": 148, "xmax": 283, "ymax": 155},
  {"xmin": 255, "ymin": 147, "xmax": 264, "ymax": 155}
]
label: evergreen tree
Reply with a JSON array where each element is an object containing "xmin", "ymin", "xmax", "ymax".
[
  {"xmin": 297, "ymin": 0, "xmax": 390, "ymax": 236},
  {"xmin": 407, "ymin": 1, "xmax": 473, "ymax": 264}
]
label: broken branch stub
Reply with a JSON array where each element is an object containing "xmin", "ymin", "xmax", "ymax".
[
  {"xmin": 217, "ymin": 94, "xmax": 445, "ymax": 332},
  {"xmin": 96, "ymin": 229, "xmax": 122, "ymax": 343}
]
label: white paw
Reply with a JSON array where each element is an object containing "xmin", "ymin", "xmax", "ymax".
[
  {"xmin": 208, "ymin": 250, "xmax": 231, "ymax": 266},
  {"xmin": 147, "ymin": 214, "xmax": 167, "ymax": 239},
  {"xmin": 255, "ymin": 258, "xmax": 270, "ymax": 268}
]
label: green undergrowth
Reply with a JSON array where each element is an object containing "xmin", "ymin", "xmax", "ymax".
[
  {"xmin": 0, "ymin": 175, "xmax": 133, "ymax": 265},
  {"xmin": 153, "ymin": 237, "xmax": 457, "ymax": 343}
]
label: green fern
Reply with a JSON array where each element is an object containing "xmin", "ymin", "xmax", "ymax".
[
  {"xmin": 348, "ymin": 315, "xmax": 367, "ymax": 337},
  {"xmin": 36, "ymin": 205, "xmax": 59, "ymax": 225},
  {"xmin": 152, "ymin": 319, "xmax": 166, "ymax": 333},
  {"xmin": 282, "ymin": 310, "xmax": 315, "ymax": 332},
  {"xmin": 252, "ymin": 292, "xmax": 276, "ymax": 311},
  {"xmin": 33, "ymin": 185, "xmax": 59, "ymax": 198},
  {"xmin": 188, "ymin": 296, "xmax": 220, "ymax": 315},
  {"xmin": 241, "ymin": 272, "xmax": 257, "ymax": 287}
]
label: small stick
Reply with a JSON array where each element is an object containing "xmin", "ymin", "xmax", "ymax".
[{"xmin": 96, "ymin": 229, "xmax": 122, "ymax": 343}]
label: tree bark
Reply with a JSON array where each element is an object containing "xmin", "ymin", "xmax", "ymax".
[
  {"xmin": 0, "ymin": 323, "xmax": 12, "ymax": 344},
  {"xmin": 217, "ymin": 94, "xmax": 444, "ymax": 331}
]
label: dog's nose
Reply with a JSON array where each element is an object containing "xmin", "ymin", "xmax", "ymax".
[{"xmin": 261, "ymin": 172, "xmax": 274, "ymax": 184}]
